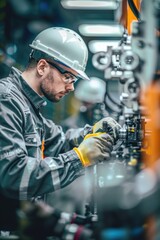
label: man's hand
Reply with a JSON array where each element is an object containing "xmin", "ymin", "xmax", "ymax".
[
  {"xmin": 73, "ymin": 132, "xmax": 113, "ymax": 167},
  {"xmin": 93, "ymin": 117, "xmax": 121, "ymax": 143}
]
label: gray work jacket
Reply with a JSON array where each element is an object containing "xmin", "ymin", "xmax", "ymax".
[{"xmin": 0, "ymin": 67, "xmax": 91, "ymax": 200}]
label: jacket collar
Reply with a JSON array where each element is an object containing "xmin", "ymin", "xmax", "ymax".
[{"xmin": 10, "ymin": 67, "xmax": 47, "ymax": 110}]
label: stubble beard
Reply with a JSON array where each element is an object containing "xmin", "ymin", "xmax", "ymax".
[{"xmin": 40, "ymin": 73, "xmax": 59, "ymax": 103}]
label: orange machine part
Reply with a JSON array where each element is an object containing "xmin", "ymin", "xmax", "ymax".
[
  {"xmin": 141, "ymin": 82, "xmax": 160, "ymax": 168},
  {"xmin": 140, "ymin": 82, "xmax": 160, "ymax": 240},
  {"xmin": 119, "ymin": 0, "xmax": 140, "ymax": 35}
]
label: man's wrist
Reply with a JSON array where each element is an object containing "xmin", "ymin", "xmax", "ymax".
[{"xmin": 73, "ymin": 147, "xmax": 91, "ymax": 167}]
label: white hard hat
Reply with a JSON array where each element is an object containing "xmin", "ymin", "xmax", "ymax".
[
  {"xmin": 29, "ymin": 27, "xmax": 89, "ymax": 81},
  {"xmin": 75, "ymin": 77, "xmax": 106, "ymax": 103}
]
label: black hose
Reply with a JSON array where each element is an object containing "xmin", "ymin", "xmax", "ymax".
[{"xmin": 128, "ymin": 0, "xmax": 141, "ymax": 21}]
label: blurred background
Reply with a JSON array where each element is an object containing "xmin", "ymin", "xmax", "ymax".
[
  {"xmin": 0, "ymin": 0, "xmax": 123, "ymax": 123},
  {"xmin": 1, "ymin": 2, "xmax": 160, "ymax": 239}
]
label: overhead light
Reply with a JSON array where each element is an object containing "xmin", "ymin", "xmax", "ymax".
[
  {"xmin": 88, "ymin": 40, "xmax": 120, "ymax": 53},
  {"xmin": 78, "ymin": 24, "xmax": 124, "ymax": 37},
  {"xmin": 61, "ymin": 0, "xmax": 118, "ymax": 10}
]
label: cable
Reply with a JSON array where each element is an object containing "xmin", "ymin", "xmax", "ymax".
[{"xmin": 127, "ymin": 0, "xmax": 141, "ymax": 21}]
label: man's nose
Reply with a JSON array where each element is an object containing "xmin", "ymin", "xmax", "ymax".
[{"xmin": 65, "ymin": 83, "xmax": 74, "ymax": 92}]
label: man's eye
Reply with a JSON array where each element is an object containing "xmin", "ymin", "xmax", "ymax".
[{"xmin": 64, "ymin": 73, "xmax": 71, "ymax": 79}]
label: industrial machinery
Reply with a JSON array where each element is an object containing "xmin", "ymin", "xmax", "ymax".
[{"xmin": 91, "ymin": 0, "xmax": 160, "ymax": 240}]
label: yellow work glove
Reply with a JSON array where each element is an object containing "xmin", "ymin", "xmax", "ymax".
[
  {"xmin": 73, "ymin": 132, "xmax": 113, "ymax": 167},
  {"xmin": 93, "ymin": 117, "xmax": 121, "ymax": 143}
]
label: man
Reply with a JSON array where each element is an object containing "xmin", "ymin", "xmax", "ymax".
[{"xmin": 0, "ymin": 27, "xmax": 120, "ymax": 222}]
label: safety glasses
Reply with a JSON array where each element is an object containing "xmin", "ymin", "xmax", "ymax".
[{"xmin": 47, "ymin": 61, "xmax": 80, "ymax": 84}]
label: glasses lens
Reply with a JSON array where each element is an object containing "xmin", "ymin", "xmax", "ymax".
[
  {"xmin": 63, "ymin": 73, "xmax": 78, "ymax": 83},
  {"xmin": 47, "ymin": 61, "xmax": 79, "ymax": 83}
]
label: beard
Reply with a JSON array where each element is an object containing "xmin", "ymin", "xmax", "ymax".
[
  {"xmin": 41, "ymin": 87, "xmax": 59, "ymax": 102},
  {"xmin": 40, "ymin": 72, "xmax": 59, "ymax": 102},
  {"xmin": 42, "ymin": 90, "xmax": 59, "ymax": 102}
]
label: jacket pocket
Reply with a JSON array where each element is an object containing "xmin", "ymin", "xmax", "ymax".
[
  {"xmin": 24, "ymin": 133, "xmax": 41, "ymax": 147},
  {"xmin": 24, "ymin": 133, "xmax": 42, "ymax": 159}
]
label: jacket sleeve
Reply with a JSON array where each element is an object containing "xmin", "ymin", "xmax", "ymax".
[
  {"xmin": 0, "ymin": 94, "xmax": 85, "ymax": 201},
  {"xmin": 42, "ymin": 116, "xmax": 92, "ymax": 156}
]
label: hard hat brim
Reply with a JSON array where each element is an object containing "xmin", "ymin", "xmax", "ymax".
[{"xmin": 77, "ymin": 69, "xmax": 90, "ymax": 81}]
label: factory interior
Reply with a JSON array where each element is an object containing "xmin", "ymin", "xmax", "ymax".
[{"xmin": 0, "ymin": 0, "xmax": 160, "ymax": 239}]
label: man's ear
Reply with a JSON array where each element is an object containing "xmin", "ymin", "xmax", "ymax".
[{"xmin": 37, "ymin": 59, "xmax": 48, "ymax": 76}]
